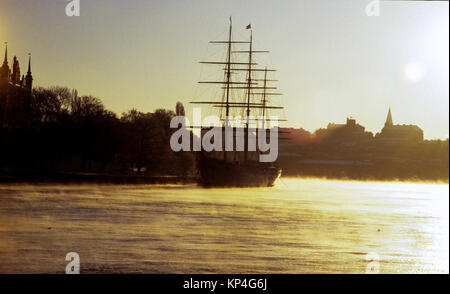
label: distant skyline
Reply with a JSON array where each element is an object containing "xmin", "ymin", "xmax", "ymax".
[{"xmin": 0, "ymin": 0, "xmax": 448, "ymax": 139}]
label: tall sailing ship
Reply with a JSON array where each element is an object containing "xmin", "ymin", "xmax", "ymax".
[{"xmin": 190, "ymin": 18, "xmax": 284, "ymax": 187}]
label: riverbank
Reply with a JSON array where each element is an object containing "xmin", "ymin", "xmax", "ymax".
[
  {"xmin": 280, "ymin": 163, "xmax": 449, "ymax": 183},
  {"xmin": 1, "ymin": 170, "xmax": 447, "ymax": 185},
  {"xmin": 0, "ymin": 171, "xmax": 197, "ymax": 185}
]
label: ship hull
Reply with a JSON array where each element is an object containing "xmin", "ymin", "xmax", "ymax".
[{"xmin": 197, "ymin": 153, "xmax": 282, "ymax": 187}]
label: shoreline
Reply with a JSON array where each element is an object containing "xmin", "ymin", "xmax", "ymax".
[
  {"xmin": 0, "ymin": 171, "xmax": 447, "ymax": 185},
  {"xmin": 280, "ymin": 175, "xmax": 449, "ymax": 185},
  {"xmin": 0, "ymin": 171, "xmax": 197, "ymax": 185}
]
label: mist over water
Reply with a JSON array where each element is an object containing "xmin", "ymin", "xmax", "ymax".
[{"xmin": 0, "ymin": 179, "xmax": 448, "ymax": 273}]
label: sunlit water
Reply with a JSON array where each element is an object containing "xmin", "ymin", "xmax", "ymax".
[{"xmin": 0, "ymin": 178, "xmax": 448, "ymax": 273}]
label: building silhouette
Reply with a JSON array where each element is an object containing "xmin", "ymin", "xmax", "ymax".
[
  {"xmin": 376, "ymin": 107, "xmax": 423, "ymax": 142},
  {"xmin": 0, "ymin": 42, "xmax": 34, "ymax": 127},
  {"xmin": 0, "ymin": 43, "xmax": 33, "ymax": 92},
  {"xmin": 313, "ymin": 117, "xmax": 373, "ymax": 143}
]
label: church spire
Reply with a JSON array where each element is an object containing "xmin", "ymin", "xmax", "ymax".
[
  {"xmin": 27, "ymin": 53, "xmax": 31, "ymax": 74},
  {"xmin": 385, "ymin": 107, "xmax": 393, "ymax": 127},
  {"xmin": 3, "ymin": 42, "xmax": 8, "ymax": 66},
  {"xmin": 25, "ymin": 53, "xmax": 33, "ymax": 92},
  {"xmin": 0, "ymin": 42, "xmax": 10, "ymax": 83}
]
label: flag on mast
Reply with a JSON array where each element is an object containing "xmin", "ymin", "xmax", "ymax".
[{"xmin": 246, "ymin": 24, "xmax": 251, "ymax": 29}]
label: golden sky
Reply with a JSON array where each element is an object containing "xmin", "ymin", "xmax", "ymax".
[{"xmin": 0, "ymin": 0, "xmax": 448, "ymax": 139}]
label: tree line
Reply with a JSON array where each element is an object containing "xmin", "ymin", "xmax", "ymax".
[{"xmin": 0, "ymin": 86, "xmax": 195, "ymax": 176}]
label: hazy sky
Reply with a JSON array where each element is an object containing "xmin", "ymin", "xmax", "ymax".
[{"xmin": 0, "ymin": 0, "xmax": 448, "ymax": 139}]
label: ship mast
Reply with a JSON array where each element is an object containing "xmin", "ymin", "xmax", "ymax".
[
  {"xmin": 224, "ymin": 17, "xmax": 233, "ymax": 161},
  {"xmin": 244, "ymin": 30, "xmax": 253, "ymax": 163},
  {"xmin": 253, "ymin": 69, "xmax": 283, "ymax": 130},
  {"xmin": 262, "ymin": 67, "xmax": 268, "ymax": 130},
  {"xmin": 225, "ymin": 17, "xmax": 232, "ymax": 121}
]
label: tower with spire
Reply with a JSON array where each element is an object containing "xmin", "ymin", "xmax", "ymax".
[
  {"xmin": 376, "ymin": 106, "xmax": 424, "ymax": 141},
  {"xmin": 0, "ymin": 42, "xmax": 11, "ymax": 84},
  {"xmin": 385, "ymin": 107, "xmax": 393, "ymax": 127},
  {"xmin": 25, "ymin": 54, "xmax": 33, "ymax": 92}
]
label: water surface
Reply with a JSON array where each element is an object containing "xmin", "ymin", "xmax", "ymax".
[{"xmin": 0, "ymin": 178, "xmax": 448, "ymax": 273}]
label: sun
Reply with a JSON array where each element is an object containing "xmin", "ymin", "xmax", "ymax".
[{"xmin": 404, "ymin": 61, "xmax": 426, "ymax": 83}]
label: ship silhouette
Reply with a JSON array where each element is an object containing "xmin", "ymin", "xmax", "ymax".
[{"xmin": 190, "ymin": 18, "xmax": 283, "ymax": 187}]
